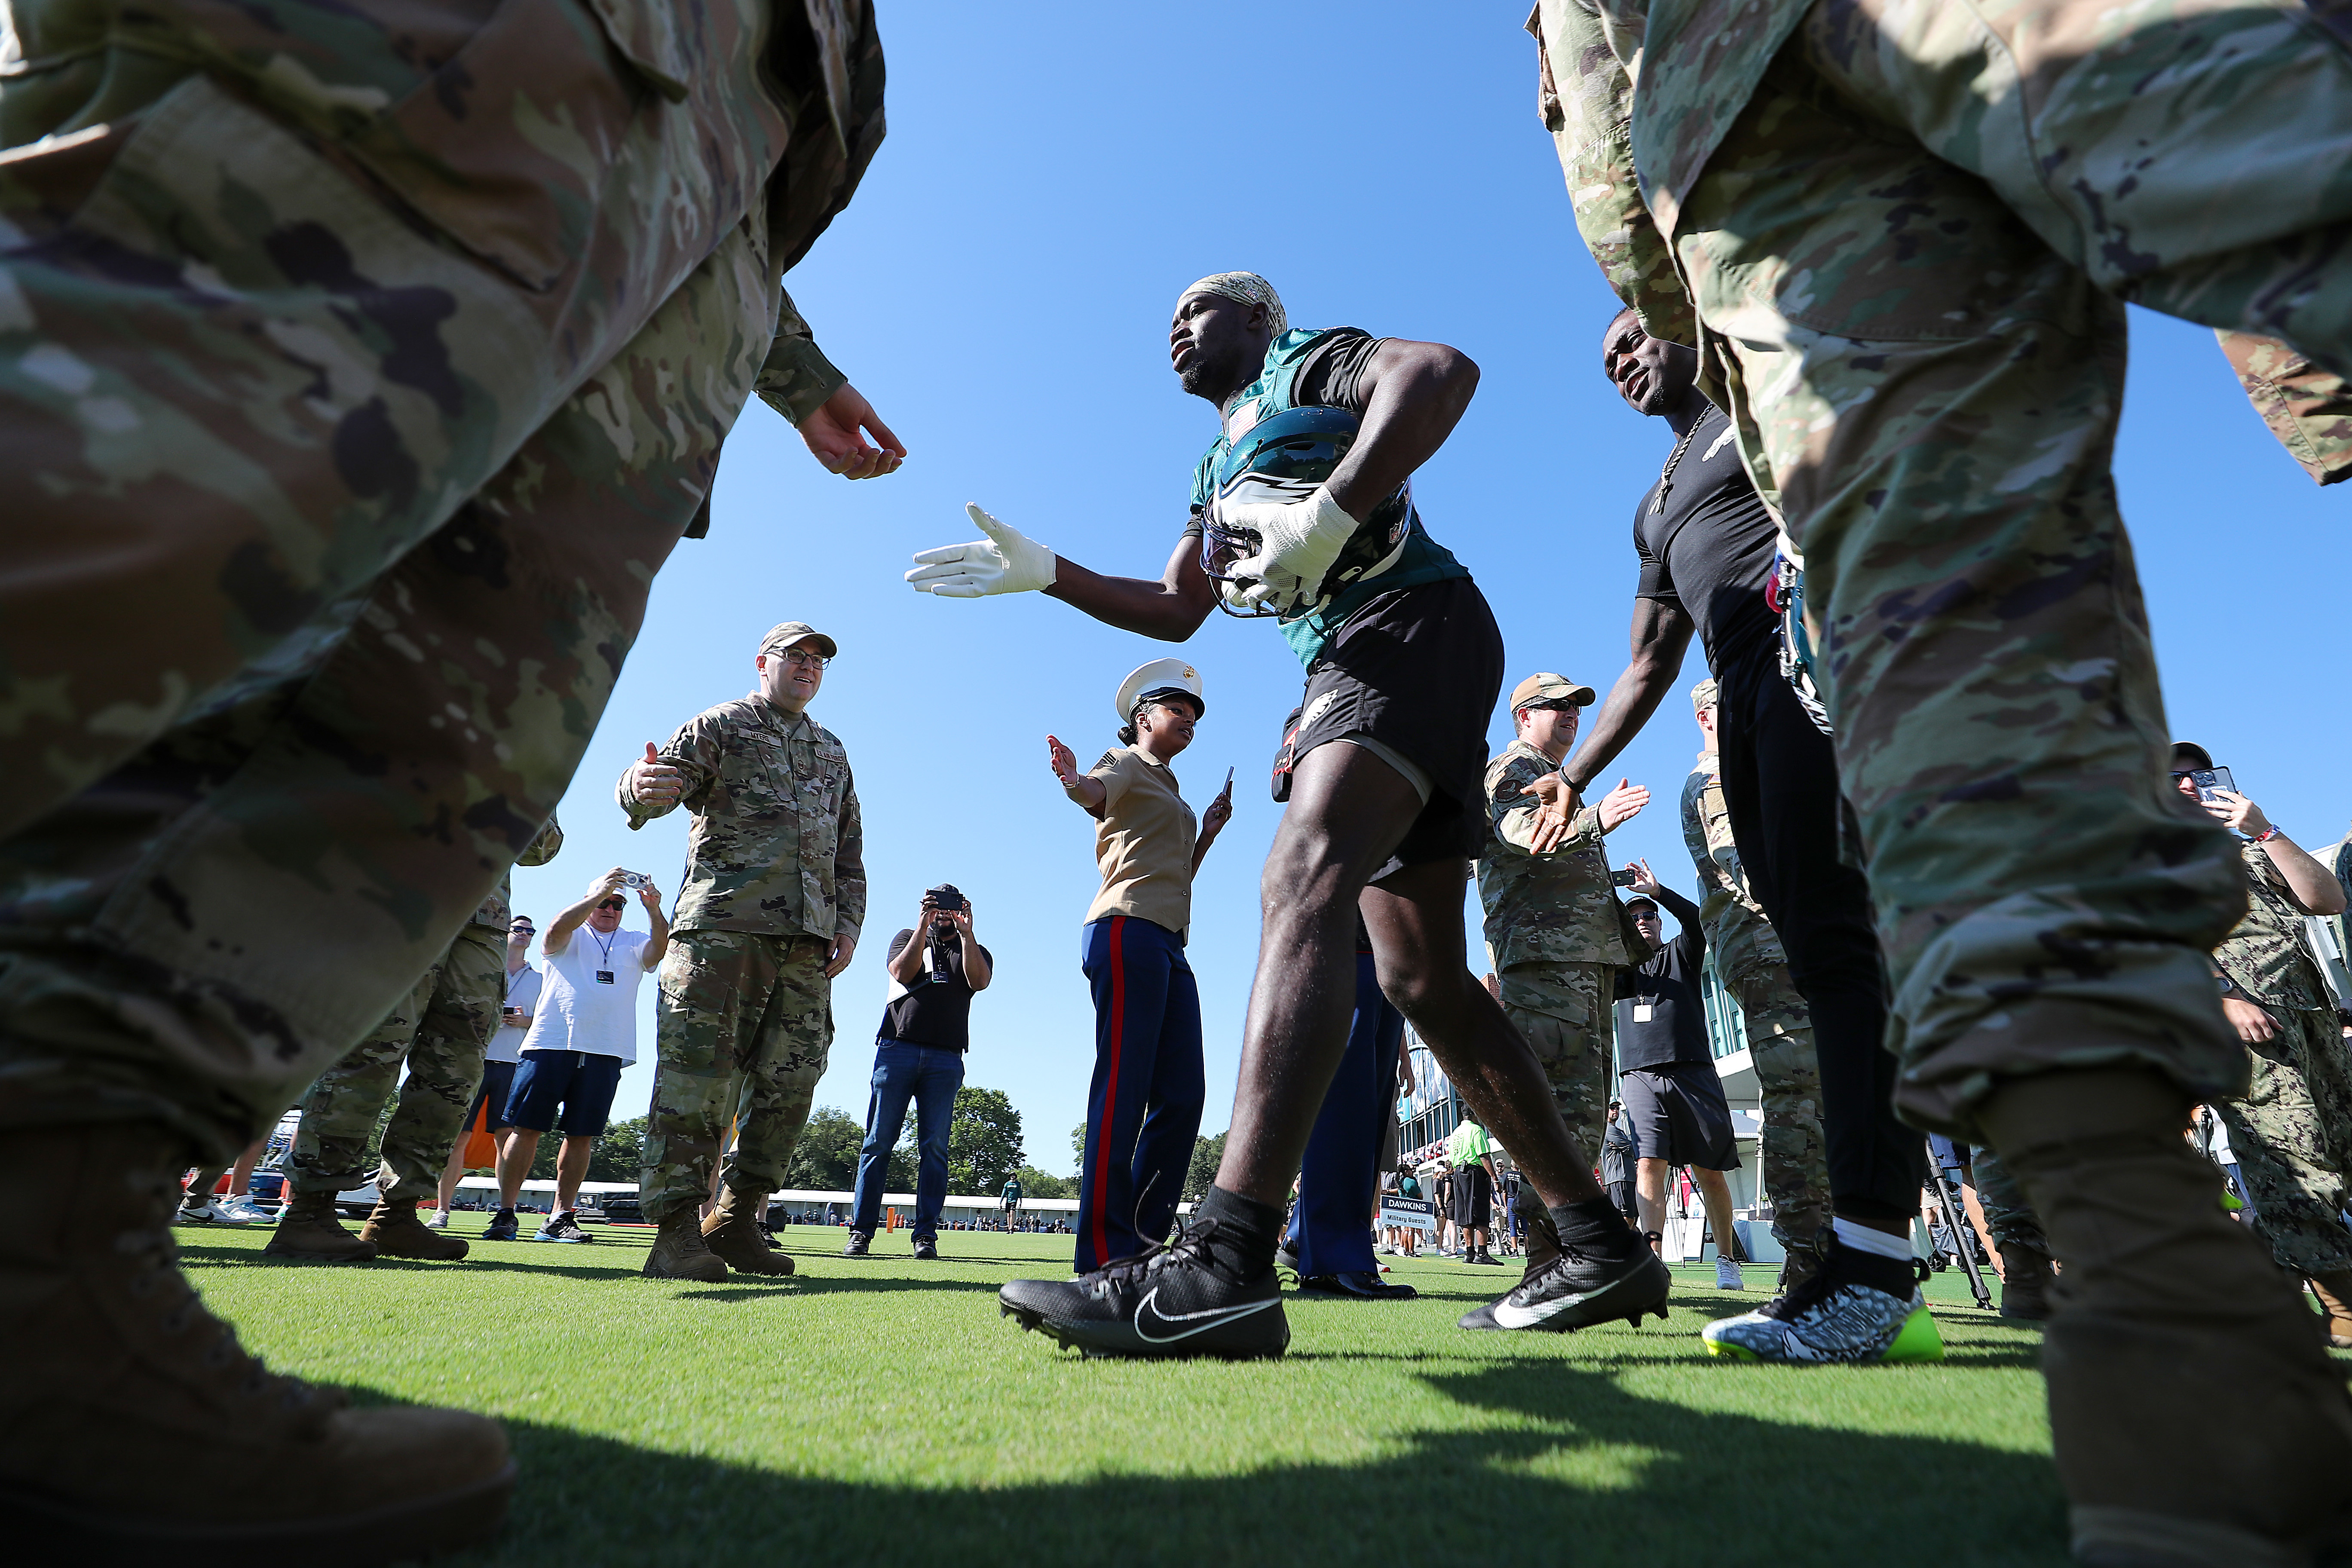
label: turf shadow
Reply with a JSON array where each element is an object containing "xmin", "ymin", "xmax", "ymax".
[{"xmin": 423, "ymin": 1355, "xmax": 2068, "ymax": 1568}]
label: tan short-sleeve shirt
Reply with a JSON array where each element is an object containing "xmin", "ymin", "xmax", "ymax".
[{"xmin": 1084, "ymin": 747, "xmax": 1197, "ymax": 940}]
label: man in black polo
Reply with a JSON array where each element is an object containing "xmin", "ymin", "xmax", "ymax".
[
  {"xmin": 1614, "ymin": 864, "xmax": 1746, "ymax": 1292},
  {"xmin": 844, "ymin": 886, "xmax": 993, "ymax": 1260},
  {"xmin": 1528, "ymin": 309, "xmax": 1933, "ymax": 1363}
]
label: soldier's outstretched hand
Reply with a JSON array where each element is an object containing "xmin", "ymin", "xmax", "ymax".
[
  {"xmin": 1519, "ymin": 772, "xmax": 1580, "ymax": 853},
  {"xmin": 630, "ymin": 742, "xmax": 683, "ymax": 807},
  {"xmin": 1047, "ymin": 735, "xmax": 1081, "ymax": 787},
  {"xmin": 1596, "ymin": 778, "xmax": 1650, "ymax": 831},
  {"xmin": 798, "ymin": 383, "xmax": 905, "ymax": 479}
]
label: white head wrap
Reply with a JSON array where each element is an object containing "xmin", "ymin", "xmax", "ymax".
[{"xmin": 1179, "ymin": 272, "xmax": 1286, "ymax": 337}]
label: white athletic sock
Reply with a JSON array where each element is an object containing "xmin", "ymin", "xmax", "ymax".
[{"xmin": 1833, "ymin": 1216, "xmax": 1914, "ymax": 1261}]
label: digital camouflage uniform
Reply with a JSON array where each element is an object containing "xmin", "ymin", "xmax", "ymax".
[
  {"xmin": 625, "ymin": 694, "xmax": 864, "ymax": 1221},
  {"xmin": 1476, "ymin": 739, "xmax": 1634, "ymax": 1161},
  {"xmin": 2209, "ymin": 842, "xmax": 2352, "ymax": 1278},
  {"xmin": 0, "ymin": 0, "xmax": 885, "ymax": 1164},
  {"xmin": 286, "ymin": 818, "xmax": 560, "ymax": 1199},
  {"xmin": 1679, "ymin": 755, "xmax": 1829, "ymax": 1251},
  {"xmin": 1528, "ymin": 0, "xmax": 2352, "ymax": 1138}
]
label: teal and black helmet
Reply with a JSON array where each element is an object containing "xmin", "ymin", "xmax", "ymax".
[{"xmin": 1201, "ymin": 405, "xmax": 1414, "ymax": 618}]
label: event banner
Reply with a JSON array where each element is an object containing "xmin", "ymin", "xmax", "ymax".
[{"xmin": 1379, "ymin": 1196, "xmax": 1436, "ymax": 1235}]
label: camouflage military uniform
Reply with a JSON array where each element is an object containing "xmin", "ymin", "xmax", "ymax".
[
  {"xmin": 2208, "ymin": 842, "xmax": 2352, "ymax": 1278},
  {"xmin": 0, "ymin": 1, "xmax": 884, "ymax": 1164},
  {"xmin": 1525, "ymin": 0, "xmax": 2352, "ymax": 1136},
  {"xmin": 625, "ymin": 695, "xmax": 864, "ymax": 1222},
  {"xmin": 1679, "ymin": 756, "xmax": 1829, "ymax": 1252},
  {"xmin": 1476, "ymin": 739, "xmax": 1633, "ymax": 1159},
  {"xmin": 286, "ymin": 818, "xmax": 560, "ymax": 1199}
]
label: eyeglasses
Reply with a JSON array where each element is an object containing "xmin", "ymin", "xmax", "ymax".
[
  {"xmin": 771, "ymin": 649, "xmax": 828, "ymax": 669},
  {"xmin": 595, "ymin": 898, "xmax": 625, "ymax": 911}
]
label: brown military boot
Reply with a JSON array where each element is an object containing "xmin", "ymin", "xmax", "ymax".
[
  {"xmin": 264, "ymin": 1187, "xmax": 378, "ymax": 1263},
  {"xmin": 1997, "ymin": 1243, "xmax": 2055, "ymax": 1322},
  {"xmin": 362, "ymin": 1196, "xmax": 470, "ymax": 1262},
  {"xmin": 1979, "ymin": 1067, "xmax": 2352, "ymax": 1565},
  {"xmin": 2, "ymin": 1124, "xmax": 514, "ymax": 1560},
  {"xmin": 2306, "ymin": 1270, "xmax": 2352, "ymax": 1350},
  {"xmin": 700, "ymin": 1186, "xmax": 794, "ymax": 1276},
  {"xmin": 643, "ymin": 1207, "xmax": 728, "ymax": 1282},
  {"xmin": 1775, "ymin": 1232, "xmax": 1825, "ymax": 1298}
]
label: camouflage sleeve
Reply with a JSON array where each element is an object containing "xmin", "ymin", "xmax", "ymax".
[
  {"xmin": 1530, "ymin": 0, "xmax": 1698, "ymax": 347},
  {"xmin": 1488, "ymin": 752, "xmax": 1604, "ymax": 854},
  {"xmin": 753, "ymin": 288, "xmax": 848, "ymax": 429},
  {"xmin": 834, "ymin": 764, "xmax": 867, "ymax": 945},
  {"xmin": 518, "ymin": 812, "xmax": 563, "ymax": 868},
  {"xmin": 2215, "ymin": 331, "xmax": 2352, "ymax": 486},
  {"xmin": 619, "ymin": 716, "xmax": 720, "ymax": 829}
]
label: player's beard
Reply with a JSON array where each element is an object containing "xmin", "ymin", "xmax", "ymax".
[{"xmin": 1181, "ymin": 337, "xmax": 1253, "ymax": 403}]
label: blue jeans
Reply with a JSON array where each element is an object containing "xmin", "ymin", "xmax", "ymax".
[{"xmin": 850, "ymin": 1040, "xmax": 964, "ymax": 1239}]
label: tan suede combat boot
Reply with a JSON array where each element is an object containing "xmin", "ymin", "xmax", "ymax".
[
  {"xmin": 700, "ymin": 1186, "xmax": 794, "ymax": 1276},
  {"xmin": 1998, "ymin": 1242, "xmax": 2055, "ymax": 1323},
  {"xmin": 0, "ymin": 1124, "xmax": 514, "ymax": 1561},
  {"xmin": 2306, "ymin": 1270, "xmax": 2352, "ymax": 1350},
  {"xmin": 361, "ymin": 1196, "xmax": 469, "ymax": 1262},
  {"xmin": 1978, "ymin": 1068, "xmax": 2352, "ymax": 1566},
  {"xmin": 643, "ymin": 1207, "xmax": 728, "ymax": 1282},
  {"xmin": 264, "ymin": 1187, "xmax": 378, "ymax": 1263}
]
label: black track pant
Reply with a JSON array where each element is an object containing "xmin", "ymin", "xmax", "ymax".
[{"xmin": 1715, "ymin": 650, "xmax": 1924, "ymax": 1223}]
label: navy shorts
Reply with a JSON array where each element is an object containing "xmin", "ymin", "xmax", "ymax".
[
  {"xmin": 465, "ymin": 1059, "xmax": 518, "ymax": 1130},
  {"xmin": 502, "ymin": 1051, "xmax": 624, "ymax": 1136}
]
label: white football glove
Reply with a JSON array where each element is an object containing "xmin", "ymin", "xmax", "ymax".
[
  {"xmin": 1221, "ymin": 485, "xmax": 1359, "ymax": 614},
  {"xmin": 906, "ymin": 504, "xmax": 1058, "ymax": 597}
]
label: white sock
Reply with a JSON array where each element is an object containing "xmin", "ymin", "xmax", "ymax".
[{"xmin": 1833, "ymin": 1217, "xmax": 1914, "ymax": 1261}]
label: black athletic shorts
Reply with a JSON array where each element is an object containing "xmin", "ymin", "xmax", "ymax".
[
  {"xmin": 1274, "ymin": 576, "xmax": 1505, "ymax": 880},
  {"xmin": 1606, "ymin": 1179, "xmax": 1638, "ymax": 1222},
  {"xmin": 1449, "ymin": 1161, "xmax": 1493, "ymax": 1228},
  {"xmin": 1619, "ymin": 1061, "xmax": 1740, "ymax": 1171}
]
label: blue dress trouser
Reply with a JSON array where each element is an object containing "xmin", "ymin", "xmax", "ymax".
[
  {"xmin": 849, "ymin": 1040, "xmax": 964, "ymax": 1240},
  {"xmin": 1286, "ymin": 949, "xmax": 1405, "ymax": 1277},
  {"xmin": 1076, "ymin": 916, "xmax": 1204, "ymax": 1273}
]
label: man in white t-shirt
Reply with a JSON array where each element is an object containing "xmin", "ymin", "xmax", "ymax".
[
  {"xmin": 430, "ymin": 914, "xmax": 545, "ymax": 1228},
  {"xmin": 486, "ymin": 870, "xmax": 668, "ymax": 1243}
]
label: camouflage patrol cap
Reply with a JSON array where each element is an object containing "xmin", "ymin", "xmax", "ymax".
[
  {"xmin": 760, "ymin": 621, "xmax": 838, "ymax": 658},
  {"xmin": 1691, "ymin": 678, "xmax": 1718, "ymax": 712},
  {"xmin": 1509, "ymin": 673, "xmax": 1598, "ymax": 712}
]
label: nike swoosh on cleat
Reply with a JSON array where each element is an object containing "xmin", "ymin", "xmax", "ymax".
[
  {"xmin": 1490, "ymin": 1291, "xmax": 1589, "ymax": 1330},
  {"xmin": 1132, "ymin": 1287, "xmax": 1282, "ymax": 1343}
]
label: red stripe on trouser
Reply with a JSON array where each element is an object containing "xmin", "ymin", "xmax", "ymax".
[{"xmin": 1090, "ymin": 916, "xmax": 1127, "ymax": 1268}]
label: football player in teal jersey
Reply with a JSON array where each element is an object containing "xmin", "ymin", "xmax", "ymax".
[{"xmin": 910, "ymin": 273, "xmax": 1668, "ymax": 1358}]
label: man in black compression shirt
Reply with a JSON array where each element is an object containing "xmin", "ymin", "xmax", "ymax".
[
  {"xmin": 1528, "ymin": 309, "xmax": 1934, "ymax": 1366},
  {"xmin": 904, "ymin": 274, "xmax": 1668, "ymax": 1357}
]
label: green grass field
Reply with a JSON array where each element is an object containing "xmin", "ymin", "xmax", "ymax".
[{"xmin": 182, "ymin": 1219, "xmax": 2069, "ymax": 1567}]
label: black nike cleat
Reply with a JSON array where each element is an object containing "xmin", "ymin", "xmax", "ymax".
[
  {"xmin": 1457, "ymin": 1234, "xmax": 1672, "ymax": 1332},
  {"xmin": 999, "ymin": 1218, "xmax": 1289, "ymax": 1360}
]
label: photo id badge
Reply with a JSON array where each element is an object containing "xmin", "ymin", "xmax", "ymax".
[
  {"xmin": 596, "ymin": 970, "xmax": 616, "ymax": 985},
  {"xmin": 1633, "ymin": 1003, "xmax": 1654, "ymax": 1023}
]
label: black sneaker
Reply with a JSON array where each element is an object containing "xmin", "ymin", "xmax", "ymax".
[
  {"xmin": 912, "ymin": 1237, "xmax": 939, "ymax": 1261},
  {"xmin": 842, "ymin": 1230, "xmax": 871, "ymax": 1257},
  {"xmin": 1469, "ymin": 1248, "xmax": 1504, "ymax": 1266},
  {"xmin": 533, "ymin": 1210, "xmax": 592, "ymax": 1244},
  {"xmin": 1000, "ymin": 1219, "xmax": 1289, "ymax": 1360},
  {"xmin": 482, "ymin": 1209, "xmax": 518, "ymax": 1242},
  {"xmin": 1458, "ymin": 1233, "xmax": 1672, "ymax": 1332}
]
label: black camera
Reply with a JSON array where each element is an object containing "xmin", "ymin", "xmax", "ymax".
[
  {"xmin": 923, "ymin": 884, "xmax": 965, "ymax": 985},
  {"xmin": 1611, "ymin": 869, "xmax": 1640, "ymax": 888},
  {"xmin": 924, "ymin": 884, "xmax": 966, "ymax": 916}
]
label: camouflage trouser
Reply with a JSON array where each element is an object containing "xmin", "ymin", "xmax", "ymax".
[
  {"xmin": 1969, "ymin": 1147, "xmax": 2050, "ymax": 1255},
  {"xmin": 1720, "ymin": 957, "xmax": 1831, "ymax": 1251},
  {"xmin": 1658, "ymin": 0, "xmax": 2352, "ymax": 1133},
  {"xmin": 286, "ymin": 922, "xmax": 503, "ymax": 1200},
  {"xmin": 641, "ymin": 931, "xmax": 834, "ymax": 1222},
  {"xmin": 2213, "ymin": 1006, "xmax": 2352, "ymax": 1278},
  {"xmin": 0, "ymin": 2, "xmax": 791, "ymax": 1161},
  {"xmin": 1498, "ymin": 961, "xmax": 1613, "ymax": 1160}
]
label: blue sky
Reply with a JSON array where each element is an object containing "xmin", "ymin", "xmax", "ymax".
[{"xmin": 508, "ymin": 3, "xmax": 2350, "ymax": 1181}]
